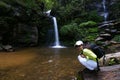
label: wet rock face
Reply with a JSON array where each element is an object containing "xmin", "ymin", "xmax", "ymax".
[{"xmin": 16, "ymin": 24, "xmax": 38, "ymax": 47}]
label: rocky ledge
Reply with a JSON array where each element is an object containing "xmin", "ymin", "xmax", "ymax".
[
  {"xmin": 83, "ymin": 64, "xmax": 120, "ymax": 80},
  {"xmin": 83, "ymin": 52, "xmax": 120, "ymax": 80}
]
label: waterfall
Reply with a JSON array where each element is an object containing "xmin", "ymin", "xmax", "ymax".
[
  {"xmin": 51, "ymin": 17, "xmax": 66, "ymax": 48},
  {"xmin": 45, "ymin": 10, "xmax": 65, "ymax": 48},
  {"xmin": 53, "ymin": 17, "xmax": 60, "ymax": 46},
  {"xmin": 102, "ymin": 0, "xmax": 108, "ymax": 21}
]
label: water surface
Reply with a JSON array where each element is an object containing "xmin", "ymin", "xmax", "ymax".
[{"xmin": 0, "ymin": 47, "xmax": 84, "ymax": 80}]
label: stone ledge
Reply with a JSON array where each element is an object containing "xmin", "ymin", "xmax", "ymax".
[
  {"xmin": 82, "ymin": 52, "xmax": 120, "ymax": 80},
  {"xmin": 100, "ymin": 64, "xmax": 120, "ymax": 71},
  {"xmin": 83, "ymin": 64, "xmax": 120, "ymax": 80},
  {"xmin": 99, "ymin": 52, "xmax": 120, "ymax": 66}
]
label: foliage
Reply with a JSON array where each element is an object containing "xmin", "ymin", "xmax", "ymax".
[
  {"xmin": 109, "ymin": 1, "xmax": 120, "ymax": 20},
  {"xmin": 86, "ymin": 11, "xmax": 103, "ymax": 22},
  {"xmin": 51, "ymin": 0, "xmax": 86, "ymax": 25},
  {"xmin": 52, "ymin": 0, "xmax": 103, "ymax": 25},
  {"xmin": 0, "ymin": 0, "xmax": 49, "ymax": 45},
  {"xmin": 79, "ymin": 21, "xmax": 97, "ymax": 27},
  {"xmin": 60, "ymin": 21, "xmax": 98, "ymax": 45},
  {"xmin": 112, "ymin": 35, "xmax": 120, "ymax": 42},
  {"xmin": 60, "ymin": 23, "xmax": 80, "ymax": 41},
  {"xmin": 0, "ymin": 0, "xmax": 44, "ymax": 25},
  {"xmin": 108, "ymin": 57, "xmax": 120, "ymax": 66},
  {"xmin": 43, "ymin": 0, "xmax": 56, "ymax": 10},
  {"xmin": 78, "ymin": 21, "xmax": 98, "ymax": 42}
]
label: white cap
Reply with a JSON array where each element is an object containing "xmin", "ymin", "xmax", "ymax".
[{"xmin": 74, "ymin": 40, "xmax": 83, "ymax": 46}]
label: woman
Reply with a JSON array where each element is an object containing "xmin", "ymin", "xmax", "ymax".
[{"xmin": 74, "ymin": 40, "xmax": 98, "ymax": 70}]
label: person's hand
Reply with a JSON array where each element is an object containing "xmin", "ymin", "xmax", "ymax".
[{"xmin": 80, "ymin": 54, "xmax": 86, "ymax": 58}]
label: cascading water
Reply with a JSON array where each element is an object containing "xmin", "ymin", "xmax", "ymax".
[
  {"xmin": 52, "ymin": 17, "xmax": 60, "ymax": 47},
  {"xmin": 102, "ymin": 0, "xmax": 108, "ymax": 22},
  {"xmin": 45, "ymin": 10, "xmax": 65, "ymax": 48},
  {"xmin": 51, "ymin": 17, "xmax": 66, "ymax": 48}
]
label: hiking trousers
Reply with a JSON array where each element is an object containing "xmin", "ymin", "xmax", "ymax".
[{"xmin": 78, "ymin": 55, "xmax": 97, "ymax": 70}]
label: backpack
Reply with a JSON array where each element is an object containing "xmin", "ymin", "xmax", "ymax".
[
  {"xmin": 84, "ymin": 43, "xmax": 105, "ymax": 59},
  {"xmin": 89, "ymin": 44, "xmax": 105, "ymax": 59}
]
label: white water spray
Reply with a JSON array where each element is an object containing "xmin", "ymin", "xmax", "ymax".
[
  {"xmin": 102, "ymin": 0, "xmax": 108, "ymax": 21},
  {"xmin": 45, "ymin": 10, "xmax": 65, "ymax": 48},
  {"xmin": 51, "ymin": 17, "xmax": 66, "ymax": 48},
  {"xmin": 53, "ymin": 17, "xmax": 60, "ymax": 46}
]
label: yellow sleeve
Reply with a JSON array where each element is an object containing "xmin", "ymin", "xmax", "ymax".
[{"xmin": 83, "ymin": 48, "xmax": 97, "ymax": 60}]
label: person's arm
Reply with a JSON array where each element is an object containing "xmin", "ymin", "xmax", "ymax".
[{"xmin": 83, "ymin": 48, "xmax": 97, "ymax": 60}]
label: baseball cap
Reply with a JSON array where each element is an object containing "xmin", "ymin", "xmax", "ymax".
[{"xmin": 74, "ymin": 40, "xmax": 83, "ymax": 47}]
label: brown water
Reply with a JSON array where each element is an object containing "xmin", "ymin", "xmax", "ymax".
[{"xmin": 0, "ymin": 47, "xmax": 84, "ymax": 80}]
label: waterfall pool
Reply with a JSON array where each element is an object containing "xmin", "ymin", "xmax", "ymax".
[{"xmin": 0, "ymin": 47, "xmax": 84, "ymax": 80}]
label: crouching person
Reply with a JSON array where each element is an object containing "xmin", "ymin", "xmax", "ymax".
[{"xmin": 74, "ymin": 40, "xmax": 99, "ymax": 71}]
